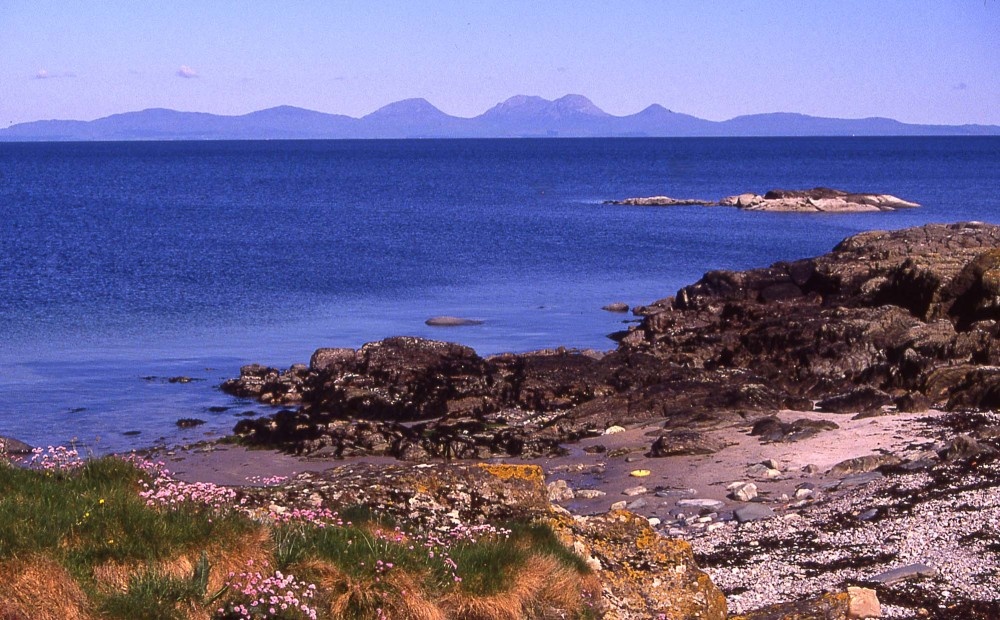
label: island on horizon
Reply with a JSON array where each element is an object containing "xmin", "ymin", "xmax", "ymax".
[{"xmin": 3, "ymin": 94, "xmax": 999, "ymax": 141}]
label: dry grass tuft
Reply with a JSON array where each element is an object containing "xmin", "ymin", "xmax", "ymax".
[
  {"xmin": 297, "ymin": 559, "xmax": 448, "ymax": 620},
  {"xmin": 0, "ymin": 555, "xmax": 93, "ymax": 620},
  {"xmin": 442, "ymin": 554, "xmax": 598, "ymax": 620},
  {"xmin": 93, "ymin": 526, "xmax": 271, "ymax": 594}
]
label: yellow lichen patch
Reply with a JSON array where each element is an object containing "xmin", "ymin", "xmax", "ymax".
[
  {"xmin": 0, "ymin": 554, "xmax": 93, "ymax": 620},
  {"xmin": 476, "ymin": 463, "xmax": 544, "ymax": 485}
]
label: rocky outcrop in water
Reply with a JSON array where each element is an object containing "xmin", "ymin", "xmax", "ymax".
[
  {"xmin": 608, "ymin": 187, "xmax": 920, "ymax": 212},
  {"xmin": 225, "ymin": 222, "xmax": 1000, "ymax": 459},
  {"xmin": 719, "ymin": 187, "xmax": 920, "ymax": 212}
]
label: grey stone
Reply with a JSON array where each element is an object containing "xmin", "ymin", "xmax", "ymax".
[
  {"xmin": 872, "ymin": 563, "xmax": 938, "ymax": 585},
  {"xmin": 626, "ymin": 498, "xmax": 648, "ymax": 510},
  {"xmin": 734, "ymin": 504, "xmax": 776, "ymax": 523},
  {"xmin": 622, "ymin": 485, "xmax": 648, "ymax": 496},
  {"xmin": 676, "ymin": 498, "xmax": 725, "ymax": 510},
  {"xmin": 547, "ymin": 479, "xmax": 575, "ymax": 502},
  {"xmin": 575, "ymin": 489, "xmax": 606, "ymax": 499}
]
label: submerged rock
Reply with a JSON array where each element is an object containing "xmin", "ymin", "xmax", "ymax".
[{"xmin": 424, "ymin": 315, "xmax": 484, "ymax": 326}]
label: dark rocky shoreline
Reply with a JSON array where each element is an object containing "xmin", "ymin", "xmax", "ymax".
[{"xmin": 224, "ymin": 222, "xmax": 1000, "ymax": 462}]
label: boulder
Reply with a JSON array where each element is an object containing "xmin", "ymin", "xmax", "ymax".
[
  {"xmin": 734, "ymin": 504, "xmax": 775, "ymax": 523},
  {"xmin": 0, "ymin": 436, "xmax": 32, "ymax": 457},
  {"xmin": 649, "ymin": 429, "xmax": 728, "ymax": 457},
  {"xmin": 750, "ymin": 416, "xmax": 840, "ymax": 443},
  {"xmin": 817, "ymin": 387, "xmax": 892, "ymax": 414},
  {"xmin": 602, "ymin": 302, "xmax": 630, "ymax": 313},
  {"xmin": 830, "ymin": 454, "xmax": 902, "ymax": 476}
]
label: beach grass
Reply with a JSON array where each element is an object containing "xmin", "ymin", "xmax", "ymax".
[{"xmin": 0, "ymin": 453, "xmax": 598, "ymax": 619}]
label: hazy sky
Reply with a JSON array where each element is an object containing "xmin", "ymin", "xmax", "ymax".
[{"xmin": 2, "ymin": 1, "xmax": 998, "ymax": 126}]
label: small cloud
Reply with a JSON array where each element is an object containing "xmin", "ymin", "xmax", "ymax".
[
  {"xmin": 34, "ymin": 69, "xmax": 76, "ymax": 79},
  {"xmin": 953, "ymin": 82, "xmax": 969, "ymax": 91},
  {"xmin": 176, "ymin": 65, "xmax": 199, "ymax": 79}
]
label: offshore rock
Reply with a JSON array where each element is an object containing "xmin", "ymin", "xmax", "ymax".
[
  {"xmin": 606, "ymin": 195, "xmax": 715, "ymax": 206},
  {"xmin": 718, "ymin": 187, "xmax": 920, "ymax": 212}
]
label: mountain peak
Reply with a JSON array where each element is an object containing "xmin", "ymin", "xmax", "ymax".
[
  {"xmin": 364, "ymin": 98, "xmax": 446, "ymax": 119},
  {"xmin": 553, "ymin": 95, "xmax": 608, "ymax": 117}
]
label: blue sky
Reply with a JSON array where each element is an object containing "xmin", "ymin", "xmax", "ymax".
[{"xmin": 2, "ymin": 1, "xmax": 998, "ymax": 126}]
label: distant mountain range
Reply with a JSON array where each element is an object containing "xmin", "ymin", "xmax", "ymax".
[{"xmin": 3, "ymin": 94, "xmax": 998, "ymax": 141}]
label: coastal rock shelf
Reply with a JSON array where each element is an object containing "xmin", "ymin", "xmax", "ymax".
[
  {"xmin": 226, "ymin": 222, "xmax": 1000, "ymax": 464},
  {"xmin": 608, "ymin": 187, "xmax": 920, "ymax": 212}
]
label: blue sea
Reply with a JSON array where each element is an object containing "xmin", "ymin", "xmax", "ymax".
[{"xmin": 2, "ymin": 137, "xmax": 999, "ymax": 454}]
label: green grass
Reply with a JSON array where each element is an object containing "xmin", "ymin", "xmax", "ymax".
[
  {"xmin": 0, "ymin": 456, "xmax": 596, "ymax": 619},
  {"xmin": 0, "ymin": 459, "xmax": 254, "ymax": 568}
]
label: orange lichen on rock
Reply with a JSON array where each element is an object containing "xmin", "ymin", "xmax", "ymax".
[
  {"xmin": 476, "ymin": 463, "xmax": 545, "ymax": 485},
  {"xmin": 568, "ymin": 510, "xmax": 727, "ymax": 620}
]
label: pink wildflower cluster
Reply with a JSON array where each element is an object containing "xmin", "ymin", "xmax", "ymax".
[
  {"xmin": 441, "ymin": 523, "xmax": 511, "ymax": 544},
  {"xmin": 29, "ymin": 445, "xmax": 84, "ymax": 471},
  {"xmin": 217, "ymin": 560, "xmax": 318, "ymax": 620},
  {"xmin": 246, "ymin": 474, "xmax": 290, "ymax": 486},
  {"xmin": 139, "ymin": 477, "xmax": 238, "ymax": 510},
  {"xmin": 269, "ymin": 506, "xmax": 343, "ymax": 528},
  {"xmin": 121, "ymin": 454, "xmax": 239, "ymax": 511}
]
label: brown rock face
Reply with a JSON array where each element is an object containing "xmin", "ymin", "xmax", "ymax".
[
  {"xmin": 569, "ymin": 510, "xmax": 727, "ymax": 620},
  {"xmin": 225, "ymin": 222, "xmax": 1000, "ymax": 458}
]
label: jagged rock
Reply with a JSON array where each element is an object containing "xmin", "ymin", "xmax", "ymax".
[
  {"xmin": 750, "ymin": 417, "xmax": 840, "ymax": 443},
  {"xmin": 818, "ymin": 387, "xmax": 892, "ymax": 414},
  {"xmin": 649, "ymin": 429, "xmax": 728, "ymax": 457},
  {"xmin": 829, "ymin": 454, "xmax": 902, "ymax": 476}
]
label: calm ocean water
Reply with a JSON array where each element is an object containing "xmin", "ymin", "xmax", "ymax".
[{"xmin": 2, "ymin": 137, "xmax": 999, "ymax": 453}]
